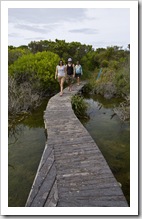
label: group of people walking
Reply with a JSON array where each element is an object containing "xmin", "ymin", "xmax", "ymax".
[{"xmin": 55, "ymin": 58, "xmax": 83, "ymax": 96}]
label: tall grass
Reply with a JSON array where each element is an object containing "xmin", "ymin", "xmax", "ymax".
[{"xmin": 71, "ymin": 95, "xmax": 89, "ymax": 119}]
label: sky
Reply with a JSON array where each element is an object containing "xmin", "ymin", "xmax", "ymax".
[{"xmin": 8, "ymin": 8, "xmax": 130, "ymax": 50}]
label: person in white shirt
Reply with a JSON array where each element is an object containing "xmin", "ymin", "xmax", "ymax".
[{"xmin": 55, "ymin": 60, "xmax": 66, "ymax": 96}]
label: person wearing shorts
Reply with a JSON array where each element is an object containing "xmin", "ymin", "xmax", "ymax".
[
  {"xmin": 55, "ymin": 60, "xmax": 66, "ymax": 96},
  {"xmin": 66, "ymin": 58, "xmax": 75, "ymax": 91},
  {"xmin": 75, "ymin": 61, "xmax": 83, "ymax": 85}
]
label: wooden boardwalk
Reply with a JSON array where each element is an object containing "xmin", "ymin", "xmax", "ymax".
[{"xmin": 26, "ymin": 82, "xmax": 128, "ymax": 207}]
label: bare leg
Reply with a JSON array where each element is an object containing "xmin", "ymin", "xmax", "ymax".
[
  {"xmin": 58, "ymin": 77, "xmax": 61, "ymax": 87},
  {"xmin": 68, "ymin": 77, "xmax": 72, "ymax": 91},
  {"xmin": 77, "ymin": 77, "xmax": 80, "ymax": 85},
  {"xmin": 69, "ymin": 83, "xmax": 72, "ymax": 91},
  {"xmin": 70, "ymin": 78, "xmax": 74, "ymax": 91},
  {"xmin": 60, "ymin": 77, "xmax": 65, "ymax": 96},
  {"xmin": 58, "ymin": 77, "xmax": 62, "ymax": 96}
]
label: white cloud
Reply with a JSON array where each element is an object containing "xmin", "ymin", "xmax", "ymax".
[
  {"xmin": 69, "ymin": 28, "xmax": 98, "ymax": 34},
  {"xmin": 8, "ymin": 8, "xmax": 130, "ymax": 49}
]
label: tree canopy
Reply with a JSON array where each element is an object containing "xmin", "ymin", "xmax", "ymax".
[{"xmin": 8, "ymin": 39, "xmax": 130, "ymax": 117}]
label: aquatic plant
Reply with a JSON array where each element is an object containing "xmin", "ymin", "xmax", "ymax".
[{"xmin": 71, "ymin": 95, "xmax": 89, "ymax": 119}]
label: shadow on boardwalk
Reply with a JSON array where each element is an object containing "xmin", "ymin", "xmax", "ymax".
[{"xmin": 25, "ymin": 82, "xmax": 128, "ymax": 207}]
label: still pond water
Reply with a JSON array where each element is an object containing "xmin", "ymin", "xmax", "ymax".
[
  {"xmin": 81, "ymin": 94, "xmax": 130, "ymax": 205},
  {"xmin": 8, "ymin": 95, "xmax": 130, "ymax": 207},
  {"xmin": 8, "ymin": 100, "xmax": 48, "ymax": 207}
]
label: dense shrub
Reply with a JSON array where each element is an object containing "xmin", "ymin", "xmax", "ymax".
[
  {"xmin": 114, "ymin": 63, "xmax": 130, "ymax": 97},
  {"xmin": 9, "ymin": 51, "xmax": 60, "ymax": 94},
  {"xmin": 8, "ymin": 47, "xmax": 31, "ymax": 66},
  {"xmin": 101, "ymin": 60, "xmax": 109, "ymax": 68},
  {"xmin": 113, "ymin": 95, "xmax": 130, "ymax": 121},
  {"xmin": 85, "ymin": 53, "xmax": 130, "ymax": 99},
  {"xmin": 71, "ymin": 95, "xmax": 89, "ymax": 119}
]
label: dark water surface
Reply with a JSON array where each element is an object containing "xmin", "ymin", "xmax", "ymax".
[
  {"xmin": 8, "ymin": 95, "xmax": 130, "ymax": 207},
  {"xmin": 81, "ymin": 94, "xmax": 130, "ymax": 205},
  {"xmin": 8, "ymin": 100, "xmax": 48, "ymax": 207}
]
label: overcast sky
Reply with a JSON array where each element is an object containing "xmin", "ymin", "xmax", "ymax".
[{"xmin": 8, "ymin": 8, "xmax": 130, "ymax": 49}]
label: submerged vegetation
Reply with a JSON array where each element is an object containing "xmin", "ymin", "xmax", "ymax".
[{"xmin": 8, "ymin": 40, "xmax": 130, "ymax": 122}]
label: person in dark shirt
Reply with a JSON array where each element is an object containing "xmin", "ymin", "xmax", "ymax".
[{"xmin": 66, "ymin": 58, "xmax": 75, "ymax": 91}]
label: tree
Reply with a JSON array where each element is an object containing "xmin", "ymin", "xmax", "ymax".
[
  {"xmin": 28, "ymin": 39, "xmax": 93, "ymax": 63},
  {"xmin": 128, "ymin": 44, "xmax": 130, "ymax": 50},
  {"xmin": 8, "ymin": 47, "xmax": 31, "ymax": 66}
]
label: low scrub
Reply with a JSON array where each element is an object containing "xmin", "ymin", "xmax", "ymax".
[
  {"xmin": 8, "ymin": 76, "xmax": 41, "ymax": 117},
  {"xmin": 113, "ymin": 95, "xmax": 130, "ymax": 121},
  {"xmin": 71, "ymin": 95, "xmax": 89, "ymax": 119}
]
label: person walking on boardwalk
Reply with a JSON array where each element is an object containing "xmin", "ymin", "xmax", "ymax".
[
  {"xmin": 55, "ymin": 60, "xmax": 66, "ymax": 96},
  {"xmin": 75, "ymin": 61, "xmax": 83, "ymax": 86},
  {"xmin": 66, "ymin": 58, "xmax": 75, "ymax": 91}
]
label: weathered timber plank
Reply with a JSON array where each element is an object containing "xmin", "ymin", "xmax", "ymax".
[
  {"xmin": 57, "ymin": 181, "xmax": 120, "ymax": 193},
  {"xmin": 54, "ymin": 153, "xmax": 105, "ymax": 166},
  {"xmin": 57, "ymin": 198, "xmax": 128, "ymax": 207},
  {"xmin": 57, "ymin": 172, "xmax": 119, "ymax": 186},
  {"xmin": 54, "ymin": 147, "xmax": 103, "ymax": 158},
  {"xmin": 47, "ymin": 135, "xmax": 95, "ymax": 145},
  {"xmin": 54, "ymin": 159, "xmax": 108, "ymax": 173},
  {"xmin": 57, "ymin": 177, "xmax": 120, "ymax": 189},
  {"xmin": 47, "ymin": 141, "xmax": 96, "ymax": 150},
  {"xmin": 44, "ymin": 180, "xmax": 58, "ymax": 207},
  {"xmin": 53, "ymin": 148, "xmax": 99, "ymax": 156},
  {"xmin": 28, "ymin": 162, "xmax": 57, "ymax": 207},
  {"xmin": 58, "ymin": 187, "xmax": 124, "ymax": 199},
  {"xmin": 56, "ymin": 168, "xmax": 113, "ymax": 181},
  {"xmin": 55, "ymin": 163, "xmax": 111, "ymax": 177},
  {"xmin": 25, "ymin": 143, "xmax": 57, "ymax": 207}
]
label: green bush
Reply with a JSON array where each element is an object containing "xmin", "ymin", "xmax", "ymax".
[
  {"xmin": 84, "ymin": 55, "xmax": 129, "ymax": 99},
  {"xmin": 114, "ymin": 67, "xmax": 130, "ymax": 96},
  {"xmin": 101, "ymin": 60, "xmax": 109, "ymax": 68},
  {"xmin": 8, "ymin": 47, "xmax": 31, "ymax": 66},
  {"xmin": 9, "ymin": 51, "xmax": 60, "ymax": 93},
  {"xmin": 82, "ymin": 82, "xmax": 94, "ymax": 93},
  {"xmin": 71, "ymin": 95, "xmax": 88, "ymax": 119},
  {"xmin": 109, "ymin": 60, "xmax": 119, "ymax": 70}
]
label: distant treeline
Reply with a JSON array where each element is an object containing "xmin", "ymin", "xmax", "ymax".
[{"xmin": 8, "ymin": 39, "xmax": 130, "ymax": 120}]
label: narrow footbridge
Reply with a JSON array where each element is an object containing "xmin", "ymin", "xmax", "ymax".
[{"xmin": 26, "ymin": 82, "xmax": 128, "ymax": 207}]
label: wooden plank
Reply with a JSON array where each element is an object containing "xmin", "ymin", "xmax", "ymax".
[
  {"xmin": 44, "ymin": 180, "xmax": 58, "ymax": 207},
  {"xmin": 25, "ymin": 143, "xmax": 56, "ymax": 207},
  {"xmin": 28, "ymin": 163, "xmax": 57, "ymax": 207},
  {"xmin": 57, "ymin": 198, "xmax": 128, "ymax": 207}
]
